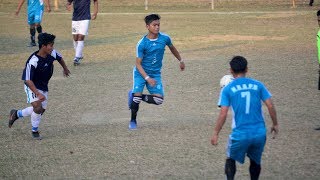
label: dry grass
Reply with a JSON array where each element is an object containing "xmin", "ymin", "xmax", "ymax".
[{"xmin": 0, "ymin": 1, "xmax": 320, "ymax": 179}]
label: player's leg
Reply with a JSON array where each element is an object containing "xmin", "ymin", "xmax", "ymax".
[
  {"xmin": 247, "ymin": 135, "xmax": 266, "ymax": 180},
  {"xmin": 9, "ymin": 85, "xmax": 37, "ymax": 127},
  {"xmin": 225, "ymin": 137, "xmax": 248, "ymax": 179},
  {"xmin": 30, "ymin": 90, "xmax": 48, "ymax": 140},
  {"xmin": 27, "ymin": 10, "xmax": 37, "ymax": 46},
  {"xmin": 33, "ymin": 8, "xmax": 43, "ymax": 36},
  {"xmin": 72, "ymin": 20, "xmax": 89, "ymax": 65},
  {"xmin": 249, "ymin": 158, "xmax": 261, "ymax": 180},
  {"xmin": 129, "ymin": 71, "xmax": 145, "ymax": 129},
  {"xmin": 225, "ymin": 158, "xmax": 236, "ymax": 180}
]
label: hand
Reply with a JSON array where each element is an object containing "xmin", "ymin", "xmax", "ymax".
[
  {"xmin": 63, "ymin": 69, "xmax": 71, "ymax": 77},
  {"xmin": 15, "ymin": 11, "xmax": 19, "ymax": 16},
  {"xmin": 270, "ymin": 124, "xmax": 279, "ymax": 139},
  {"xmin": 36, "ymin": 92, "xmax": 46, "ymax": 102},
  {"xmin": 146, "ymin": 78, "xmax": 156, "ymax": 87},
  {"xmin": 179, "ymin": 61, "xmax": 185, "ymax": 71},
  {"xmin": 211, "ymin": 134, "xmax": 219, "ymax": 145},
  {"xmin": 46, "ymin": 7, "xmax": 51, "ymax": 13},
  {"xmin": 66, "ymin": 3, "xmax": 72, "ymax": 11},
  {"xmin": 92, "ymin": 13, "xmax": 97, "ymax": 20}
]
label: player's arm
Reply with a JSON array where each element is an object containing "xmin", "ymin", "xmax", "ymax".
[
  {"xmin": 211, "ymin": 106, "xmax": 228, "ymax": 145},
  {"xmin": 66, "ymin": 0, "xmax": 73, "ymax": 11},
  {"xmin": 44, "ymin": 0, "xmax": 51, "ymax": 12},
  {"xmin": 92, "ymin": 0, "xmax": 98, "ymax": 20},
  {"xmin": 135, "ymin": 57, "xmax": 156, "ymax": 87},
  {"xmin": 168, "ymin": 45, "xmax": 185, "ymax": 71},
  {"xmin": 264, "ymin": 98, "xmax": 279, "ymax": 138},
  {"xmin": 15, "ymin": 0, "xmax": 25, "ymax": 16}
]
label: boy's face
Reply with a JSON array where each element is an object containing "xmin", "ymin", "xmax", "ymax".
[
  {"xmin": 147, "ymin": 20, "xmax": 160, "ymax": 34},
  {"xmin": 43, "ymin": 43, "xmax": 54, "ymax": 55}
]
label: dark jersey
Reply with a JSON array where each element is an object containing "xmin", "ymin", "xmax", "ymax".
[
  {"xmin": 22, "ymin": 50, "xmax": 62, "ymax": 92},
  {"xmin": 70, "ymin": 0, "xmax": 92, "ymax": 21}
]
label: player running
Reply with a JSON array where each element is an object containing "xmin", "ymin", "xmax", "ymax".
[
  {"xmin": 8, "ymin": 33, "xmax": 70, "ymax": 140},
  {"xmin": 15, "ymin": 0, "xmax": 51, "ymax": 47},
  {"xmin": 128, "ymin": 14, "xmax": 185, "ymax": 130}
]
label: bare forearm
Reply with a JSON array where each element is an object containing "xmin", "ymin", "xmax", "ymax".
[
  {"xmin": 169, "ymin": 46, "xmax": 182, "ymax": 61},
  {"xmin": 213, "ymin": 113, "xmax": 227, "ymax": 135},
  {"xmin": 93, "ymin": 0, "xmax": 98, "ymax": 15}
]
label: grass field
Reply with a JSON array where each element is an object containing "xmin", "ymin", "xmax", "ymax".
[{"xmin": 0, "ymin": 0, "xmax": 320, "ymax": 179}]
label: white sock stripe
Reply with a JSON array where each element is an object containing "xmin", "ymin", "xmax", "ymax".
[
  {"xmin": 153, "ymin": 97, "xmax": 163, "ymax": 104},
  {"xmin": 133, "ymin": 97, "xmax": 142, "ymax": 103}
]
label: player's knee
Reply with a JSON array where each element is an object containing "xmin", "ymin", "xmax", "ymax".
[
  {"xmin": 33, "ymin": 106, "xmax": 45, "ymax": 114},
  {"xmin": 153, "ymin": 96, "xmax": 163, "ymax": 105},
  {"xmin": 225, "ymin": 158, "xmax": 236, "ymax": 180}
]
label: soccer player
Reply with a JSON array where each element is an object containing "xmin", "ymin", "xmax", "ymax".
[
  {"xmin": 15, "ymin": 0, "xmax": 51, "ymax": 47},
  {"xmin": 66, "ymin": 0, "xmax": 98, "ymax": 65},
  {"xmin": 128, "ymin": 14, "xmax": 185, "ymax": 130},
  {"xmin": 211, "ymin": 56, "xmax": 279, "ymax": 180},
  {"xmin": 8, "ymin": 33, "xmax": 70, "ymax": 140}
]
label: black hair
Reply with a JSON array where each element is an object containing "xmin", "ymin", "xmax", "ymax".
[
  {"xmin": 229, "ymin": 56, "xmax": 248, "ymax": 74},
  {"xmin": 38, "ymin": 33, "xmax": 55, "ymax": 49},
  {"xmin": 317, "ymin": 10, "xmax": 320, "ymax": 17},
  {"xmin": 144, "ymin": 14, "xmax": 161, "ymax": 25}
]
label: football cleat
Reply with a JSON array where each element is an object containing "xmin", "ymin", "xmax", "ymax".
[
  {"xmin": 129, "ymin": 120, "xmax": 137, "ymax": 130},
  {"xmin": 32, "ymin": 131, "xmax": 42, "ymax": 140},
  {"xmin": 28, "ymin": 42, "xmax": 37, "ymax": 47},
  {"xmin": 8, "ymin": 109, "xmax": 18, "ymax": 128}
]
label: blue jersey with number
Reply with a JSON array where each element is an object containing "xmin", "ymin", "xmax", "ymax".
[
  {"xmin": 218, "ymin": 77, "xmax": 271, "ymax": 139},
  {"xmin": 27, "ymin": 0, "xmax": 44, "ymax": 12},
  {"xmin": 22, "ymin": 50, "xmax": 62, "ymax": 92},
  {"xmin": 135, "ymin": 32, "xmax": 172, "ymax": 75}
]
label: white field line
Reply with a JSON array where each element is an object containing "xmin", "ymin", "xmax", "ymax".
[{"xmin": 0, "ymin": 11, "xmax": 310, "ymax": 15}]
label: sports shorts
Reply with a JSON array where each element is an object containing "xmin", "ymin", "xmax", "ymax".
[
  {"xmin": 27, "ymin": 8, "xmax": 43, "ymax": 25},
  {"xmin": 72, "ymin": 20, "xmax": 90, "ymax": 35},
  {"xmin": 24, "ymin": 85, "xmax": 48, "ymax": 109},
  {"xmin": 132, "ymin": 68, "xmax": 164, "ymax": 96},
  {"xmin": 226, "ymin": 134, "xmax": 266, "ymax": 164}
]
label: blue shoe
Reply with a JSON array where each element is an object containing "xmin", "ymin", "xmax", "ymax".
[
  {"xmin": 129, "ymin": 120, "xmax": 137, "ymax": 130},
  {"xmin": 128, "ymin": 90, "xmax": 133, "ymax": 109}
]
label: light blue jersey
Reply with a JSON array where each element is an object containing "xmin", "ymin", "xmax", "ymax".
[
  {"xmin": 27, "ymin": 0, "xmax": 44, "ymax": 25},
  {"xmin": 135, "ymin": 32, "xmax": 172, "ymax": 75},
  {"xmin": 218, "ymin": 77, "xmax": 271, "ymax": 139}
]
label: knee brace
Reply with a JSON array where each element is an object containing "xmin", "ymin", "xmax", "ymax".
[
  {"xmin": 142, "ymin": 95, "xmax": 164, "ymax": 105},
  {"xmin": 225, "ymin": 158, "xmax": 236, "ymax": 180}
]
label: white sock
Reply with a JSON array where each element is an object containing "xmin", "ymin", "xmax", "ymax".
[
  {"xmin": 31, "ymin": 111, "xmax": 42, "ymax": 132},
  {"xmin": 75, "ymin": 41, "xmax": 84, "ymax": 58},
  {"xmin": 73, "ymin": 40, "xmax": 78, "ymax": 51},
  {"xmin": 17, "ymin": 107, "xmax": 33, "ymax": 118}
]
